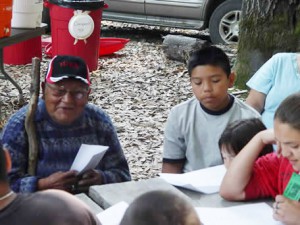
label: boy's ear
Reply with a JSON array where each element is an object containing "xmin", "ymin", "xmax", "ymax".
[
  {"xmin": 3, "ymin": 150, "xmax": 12, "ymax": 172},
  {"xmin": 228, "ymin": 72, "xmax": 235, "ymax": 88}
]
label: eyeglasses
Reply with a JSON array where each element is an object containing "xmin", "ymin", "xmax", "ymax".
[{"xmin": 46, "ymin": 83, "xmax": 89, "ymax": 100}]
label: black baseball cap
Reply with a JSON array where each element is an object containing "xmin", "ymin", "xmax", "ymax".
[{"xmin": 45, "ymin": 55, "xmax": 91, "ymax": 86}]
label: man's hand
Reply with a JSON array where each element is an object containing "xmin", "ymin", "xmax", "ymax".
[
  {"xmin": 76, "ymin": 169, "xmax": 103, "ymax": 193},
  {"xmin": 38, "ymin": 170, "xmax": 78, "ymax": 192}
]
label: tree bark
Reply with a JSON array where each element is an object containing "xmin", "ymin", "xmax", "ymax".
[
  {"xmin": 25, "ymin": 57, "xmax": 40, "ymax": 176},
  {"xmin": 235, "ymin": 0, "xmax": 300, "ymax": 88}
]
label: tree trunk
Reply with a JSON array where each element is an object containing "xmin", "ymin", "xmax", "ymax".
[{"xmin": 235, "ymin": 0, "xmax": 300, "ymax": 88}]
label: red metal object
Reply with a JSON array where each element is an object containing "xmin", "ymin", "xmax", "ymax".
[
  {"xmin": 43, "ymin": 37, "xmax": 130, "ymax": 58},
  {"xmin": 99, "ymin": 37, "xmax": 130, "ymax": 56},
  {"xmin": 41, "ymin": 36, "xmax": 51, "ymax": 48},
  {"xmin": 4, "ymin": 37, "xmax": 42, "ymax": 65}
]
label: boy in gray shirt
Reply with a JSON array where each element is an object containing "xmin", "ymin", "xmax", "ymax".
[{"xmin": 162, "ymin": 46, "xmax": 260, "ymax": 173}]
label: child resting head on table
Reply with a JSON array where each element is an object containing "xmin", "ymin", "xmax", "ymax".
[
  {"xmin": 220, "ymin": 92, "xmax": 300, "ymax": 225},
  {"xmin": 219, "ymin": 118, "xmax": 273, "ymax": 169}
]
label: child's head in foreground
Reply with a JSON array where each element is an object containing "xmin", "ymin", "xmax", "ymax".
[
  {"xmin": 274, "ymin": 92, "xmax": 300, "ymax": 171},
  {"xmin": 219, "ymin": 118, "xmax": 273, "ymax": 169},
  {"xmin": 119, "ymin": 190, "xmax": 202, "ymax": 225},
  {"xmin": 187, "ymin": 46, "xmax": 235, "ymax": 112}
]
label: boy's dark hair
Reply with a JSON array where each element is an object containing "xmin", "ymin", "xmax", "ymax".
[
  {"xmin": 120, "ymin": 190, "xmax": 201, "ymax": 225},
  {"xmin": 187, "ymin": 46, "xmax": 231, "ymax": 77},
  {"xmin": 0, "ymin": 143, "xmax": 7, "ymax": 182},
  {"xmin": 219, "ymin": 118, "xmax": 273, "ymax": 157},
  {"xmin": 275, "ymin": 92, "xmax": 300, "ymax": 130}
]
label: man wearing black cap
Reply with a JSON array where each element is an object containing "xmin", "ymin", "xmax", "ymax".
[{"xmin": 1, "ymin": 55, "xmax": 131, "ymax": 193}]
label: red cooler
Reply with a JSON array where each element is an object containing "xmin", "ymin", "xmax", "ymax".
[
  {"xmin": 4, "ymin": 37, "xmax": 42, "ymax": 65},
  {"xmin": 0, "ymin": 0, "xmax": 13, "ymax": 38},
  {"xmin": 45, "ymin": 0, "xmax": 104, "ymax": 71}
]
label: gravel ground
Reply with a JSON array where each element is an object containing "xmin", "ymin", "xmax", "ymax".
[{"xmin": 0, "ymin": 21, "xmax": 243, "ymax": 180}]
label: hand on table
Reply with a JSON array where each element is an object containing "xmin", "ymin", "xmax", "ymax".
[
  {"xmin": 76, "ymin": 169, "xmax": 103, "ymax": 193},
  {"xmin": 273, "ymin": 195, "xmax": 300, "ymax": 225},
  {"xmin": 38, "ymin": 170, "xmax": 78, "ymax": 192}
]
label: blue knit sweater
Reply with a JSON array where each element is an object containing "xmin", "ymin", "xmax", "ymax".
[{"xmin": 1, "ymin": 99, "xmax": 131, "ymax": 192}]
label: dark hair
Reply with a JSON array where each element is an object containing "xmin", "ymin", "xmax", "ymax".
[
  {"xmin": 274, "ymin": 92, "xmax": 300, "ymax": 130},
  {"xmin": 120, "ymin": 190, "xmax": 201, "ymax": 225},
  {"xmin": 219, "ymin": 118, "xmax": 273, "ymax": 157},
  {"xmin": 187, "ymin": 46, "xmax": 231, "ymax": 77},
  {"xmin": 0, "ymin": 143, "xmax": 7, "ymax": 182}
]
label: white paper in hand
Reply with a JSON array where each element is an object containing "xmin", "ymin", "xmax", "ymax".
[{"xmin": 70, "ymin": 144, "xmax": 108, "ymax": 175}]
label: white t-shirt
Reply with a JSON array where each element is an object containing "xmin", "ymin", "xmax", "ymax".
[{"xmin": 163, "ymin": 95, "xmax": 260, "ymax": 172}]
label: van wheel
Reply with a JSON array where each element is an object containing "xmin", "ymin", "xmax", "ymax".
[
  {"xmin": 42, "ymin": 6, "xmax": 51, "ymax": 33},
  {"xmin": 209, "ymin": 0, "xmax": 242, "ymax": 44}
]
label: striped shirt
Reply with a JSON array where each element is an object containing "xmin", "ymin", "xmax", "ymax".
[{"xmin": 1, "ymin": 99, "xmax": 131, "ymax": 192}]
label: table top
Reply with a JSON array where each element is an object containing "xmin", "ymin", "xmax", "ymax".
[
  {"xmin": 75, "ymin": 193, "xmax": 104, "ymax": 214},
  {"xmin": 88, "ymin": 177, "xmax": 273, "ymax": 210},
  {"xmin": 178, "ymin": 187, "xmax": 273, "ymax": 207},
  {"xmin": 89, "ymin": 178, "xmax": 192, "ymax": 209},
  {"xmin": 0, "ymin": 24, "xmax": 47, "ymax": 48}
]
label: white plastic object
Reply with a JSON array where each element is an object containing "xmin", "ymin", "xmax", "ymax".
[
  {"xmin": 68, "ymin": 11, "xmax": 94, "ymax": 41},
  {"xmin": 11, "ymin": 0, "xmax": 43, "ymax": 28}
]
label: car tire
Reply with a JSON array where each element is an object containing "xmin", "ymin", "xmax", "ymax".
[
  {"xmin": 209, "ymin": 0, "xmax": 242, "ymax": 44},
  {"xmin": 42, "ymin": 6, "xmax": 51, "ymax": 33}
]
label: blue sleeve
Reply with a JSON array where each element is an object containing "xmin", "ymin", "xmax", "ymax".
[
  {"xmin": 1, "ymin": 106, "xmax": 39, "ymax": 192},
  {"xmin": 246, "ymin": 53, "xmax": 282, "ymax": 94}
]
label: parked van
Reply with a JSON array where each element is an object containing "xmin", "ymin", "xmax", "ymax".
[{"xmin": 42, "ymin": 0, "xmax": 242, "ymax": 44}]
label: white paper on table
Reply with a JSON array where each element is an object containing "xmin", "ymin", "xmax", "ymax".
[
  {"xmin": 97, "ymin": 201, "xmax": 129, "ymax": 225},
  {"xmin": 159, "ymin": 165, "xmax": 226, "ymax": 194},
  {"xmin": 70, "ymin": 144, "xmax": 108, "ymax": 175},
  {"xmin": 196, "ymin": 203, "xmax": 284, "ymax": 225}
]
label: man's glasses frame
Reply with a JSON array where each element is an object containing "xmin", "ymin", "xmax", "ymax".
[{"xmin": 46, "ymin": 83, "xmax": 90, "ymax": 100}]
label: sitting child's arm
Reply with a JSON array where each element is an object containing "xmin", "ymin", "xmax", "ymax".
[
  {"xmin": 162, "ymin": 161, "xmax": 184, "ymax": 173},
  {"xmin": 220, "ymin": 129, "xmax": 276, "ymax": 201}
]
